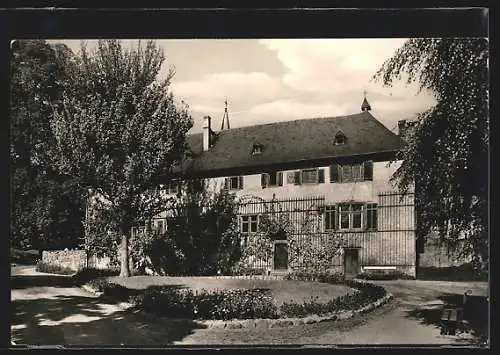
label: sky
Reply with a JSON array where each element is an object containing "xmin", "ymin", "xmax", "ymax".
[{"xmin": 49, "ymin": 39, "xmax": 437, "ymax": 134}]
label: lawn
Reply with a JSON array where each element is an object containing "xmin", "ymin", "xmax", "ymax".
[{"xmin": 107, "ymin": 276, "xmax": 356, "ymax": 306}]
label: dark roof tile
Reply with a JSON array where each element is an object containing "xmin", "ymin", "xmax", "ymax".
[{"xmin": 181, "ymin": 111, "xmax": 402, "ymax": 176}]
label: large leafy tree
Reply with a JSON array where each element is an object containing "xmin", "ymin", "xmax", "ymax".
[
  {"xmin": 10, "ymin": 40, "xmax": 86, "ymax": 253},
  {"xmin": 373, "ymin": 38, "xmax": 488, "ymax": 272},
  {"xmin": 50, "ymin": 40, "xmax": 193, "ymax": 276}
]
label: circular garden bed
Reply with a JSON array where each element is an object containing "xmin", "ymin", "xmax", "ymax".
[
  {"xmin": 106, "ymin": 275, "xmax": 357, "ymax": 306},
  {"xmin": 81, "ymin": 270, "xmax": 389, "ymax": 322}
]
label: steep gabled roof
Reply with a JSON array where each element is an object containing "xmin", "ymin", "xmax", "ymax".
[{"xmin": 180, "ymin": 111, "xmax": 402, "ymax": 176}]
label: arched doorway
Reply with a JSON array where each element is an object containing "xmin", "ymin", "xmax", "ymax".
[{"xmin": 273, "ymin": 240, "xmax": 288, "ymax": 270}]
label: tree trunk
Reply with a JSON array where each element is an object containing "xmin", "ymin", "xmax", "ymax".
[{"xmin": 119, "ymin": 232, "xmax": 130, "ymax": 277}]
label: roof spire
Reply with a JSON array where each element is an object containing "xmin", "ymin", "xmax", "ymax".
[
  {"xmin": 221, "ymin": 99, "xmax": 231, "ymax": 130},
  {"xmin": 361, "ymin": 91, "xmax": 372, "ymax": 112}
]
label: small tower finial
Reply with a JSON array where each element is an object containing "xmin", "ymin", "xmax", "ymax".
[
  {"xmin": 221, "ymin": 98, "xmax": 230, "ymax": 130},
  {"xmin": 361, "ymin": 91, "xmax": 371, "ymax": 112}
]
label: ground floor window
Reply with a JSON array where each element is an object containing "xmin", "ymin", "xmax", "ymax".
[
  {"xmin": 324, "ymin": 205, "xmax": 337, "ymax": 231},
  {"xmin": 323, "ymin": 202, "xmax": 378, "ymax": 232},
  {"xmin": 339, "ymin": 203, "xmax": 364, "ymax": 230},
  {"xmin": 241, "ymin": 214, "xmax": 259, "ymax": 234},
  {"xmin": 366, "ymin": 203, "xmax": 378, "ymax": 230}
]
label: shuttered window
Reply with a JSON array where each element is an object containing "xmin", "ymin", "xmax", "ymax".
[
  {"xmin": 225, "ymin": 176, "xmax": 244, "ymax": 190},
  {"xmin": 302, "ymin": 169, "xmax": 318, "ymax": 184},
  {"xmin": 330, "ymin": 164, "xmax": 340, "ymax": 182},
  {"xmin": 262, "ymin": 172, "xmax": 284, "ymax": 188},
  {"xmin": 294, "ymin": 170, "xmax": 301, "ymax": 185},
  {"xmin": 331, "ymin": 161, "xmax": 371, "ymax": 183}
]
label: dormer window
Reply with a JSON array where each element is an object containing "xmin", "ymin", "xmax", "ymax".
[
  {"xmin": 252, "ymin": 143, "xmax": 263, "ymax": 155},
  {"xmin": 334, "ymin": 131, "xmax": 346, "ymax": 145}
]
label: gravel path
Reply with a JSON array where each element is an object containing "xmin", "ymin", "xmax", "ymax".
[
  {"xmin": 10, "ymin": 266, "xmax": 488, "ymax": 346},
  {"xmin": 11, "ymin": 266, "xmax": 206, "ymax": 346}
]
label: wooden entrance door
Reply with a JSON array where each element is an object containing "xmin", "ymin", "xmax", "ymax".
[
  {"xmin": 274, "ymin": 242, "xmax": 288, "ymax": 270},
  {"xmin": 344, "ymin": 248, "xmax": 360, "ymax": 278}
]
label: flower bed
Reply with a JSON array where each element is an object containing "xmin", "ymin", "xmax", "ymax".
[
  {"xmin": 131, "ymin": 287, "xmax": 279, "ymax": 320},
  {"xmin": 280, "ymin": 272, "xmax": 387, "ymax": 318},
  {"xmin": 83, "ymin": 272, "xmax": 389, "ymax": 321}
]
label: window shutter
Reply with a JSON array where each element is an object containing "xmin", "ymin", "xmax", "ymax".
[
  {"xmin": 239, "ymin": 176, "xmax": 244, "ymax": 189},
  {"xmin": 224, "ymin": 178, "xmax": 229, "ymax": 190},
  {"xmin": 333, "ymin": 205, "xmax": 338, "ymax": 230},
  {"xmin": 261, "ymin": 174, "xmax": 268, "ymax": 189},
  {"xmin": 330, "ymin": 164, "xmax": 339, "ymax": 183},
  {"xmin": 364, "ymin": 160, "xmax": 373, "ymax": 181},
  {"xmin": 294, "ymin": 170, "xmax": 301, "ymax": 185},
  {"xmin": 278, "ymin": 172, "xmax": 283, "ymax": 186},
  {"xmin": 318, "ymin": 169, "xmax": 325, "ymax": 183}
]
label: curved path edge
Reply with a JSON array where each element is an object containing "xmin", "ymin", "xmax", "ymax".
[{"xmin": 80, "ymin": 281, "xmax": 393, "ymax": 330}]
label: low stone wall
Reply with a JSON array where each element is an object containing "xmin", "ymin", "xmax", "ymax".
[
  {"xmin": 42, "ymin": 250, "xmax": 87, "ymax": 271},
  {"xmin": 42, "ymin": 250, "xmax": 114, "ymax": 271}
]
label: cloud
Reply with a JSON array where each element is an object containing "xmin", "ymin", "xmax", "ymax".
[
  {"xmin": 170, "ymin": 71, "xmax": 282, "ymax": 102},
  {"xmin": 259, "ymin": 38, "xmax": 408, "ymax": 94},
  {"xmin": 250, "ymin": 99, "xmax": 348, "ymax": 119}
]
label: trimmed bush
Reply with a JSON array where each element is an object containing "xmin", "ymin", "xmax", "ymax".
[
  {"xmin": 233, "ymin": 267, "xmax": 267, "ymax": 276},
  {"xmin": 130, "ymin": 286, "xmax": 279, "ymax": 320},
  {"xmin": 356, "ymin": 270, "xmax": 415, "ymax": 280},
  {"xmin": 72, "ymin": 267, "xmax": 120, "ymax": 285},
  {"xmin": 35, "ymin": 261, "xmax": 74, "ymax": 275},
  {"xmin": 279, "ymin": 273, "xmax": 387, "ymax": 318},
  {"xmin": 285, "ymin": 271, "xmax": 345, "ymax": 284}
]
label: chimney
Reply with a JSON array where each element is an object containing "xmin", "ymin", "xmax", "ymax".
[
  {"xmin": 203, "ymin": 115, "xmax": 211, "ymax": 151},
  {"xmin": 398, "ymin": 120, "xmax": 407, "ymax": 138}
]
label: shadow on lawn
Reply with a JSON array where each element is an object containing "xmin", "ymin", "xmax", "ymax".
[
  {"xmin": 11, "ymin": 274, "xmax": 77, "ymax": 290},
  {"xmin": 11, "ymin": 293, "xmax": 206, "ymax": 346},
  {"xmin": 404, "ymin": 292, "xmax": 489, "ymax": 346}
]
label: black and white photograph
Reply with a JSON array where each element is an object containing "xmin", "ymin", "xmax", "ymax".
[{"xmin": 7, "ymin": 9, "xmax": 489, "ymax": 348}]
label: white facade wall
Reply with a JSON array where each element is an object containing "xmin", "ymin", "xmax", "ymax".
[{"xmin": 201, "ymin": 160, "xmax": 402, "ymax": 203}]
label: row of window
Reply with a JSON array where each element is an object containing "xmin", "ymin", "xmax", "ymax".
[
  {"xmin": 164, "ymin": 161, "xmax": 374, "ymax": 193},
  {"xmin": 134, "ymin": 202, "xmax": 378, "ymax": 237},
  {"xmin": 240, "ymin": 202, "xmax": 378, "ymax": 233},
  {"xmin": 229, "ymin": 161, "xmax": 374, "ymax": 190}
]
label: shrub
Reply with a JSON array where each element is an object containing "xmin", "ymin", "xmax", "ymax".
[
  {"xmin": 11, "ymin": 248, "xmax": 40, "ymax": 265},
  {"xmin": 72, "ymin": 267, "xmax": 120, "ymax": 285},
  {"xmin": 285, "ymin": 271, "xmax": 345, "ymax": 284},
  {"xmin": 130, "ymin": 286, "xmax": 279, "ymax": 320},
  {"xmin": 232, "ymin": 267, "xmax": 267, "ymax": 276},
  {"xmin": 356, "ymin": 270, "xmax": 415, "ymax": 280},
  {"xmin": 279, "ymin": 273, "xmax": 387, "ymax": 318},
  {"xmin": 35, "ymin": 261, "xmax": 74, "ymax": 275}
]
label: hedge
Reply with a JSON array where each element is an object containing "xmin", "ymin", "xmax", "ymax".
[{"xmin": 35, "ymin": 261, "xmax": 74, "ymax": 275}]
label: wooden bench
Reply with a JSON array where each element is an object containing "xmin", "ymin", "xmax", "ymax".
[{"xmin": 440, "ymin": 290, "xmax": 472, "ymax": 336}]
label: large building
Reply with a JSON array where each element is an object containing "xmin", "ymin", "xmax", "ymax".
[{"xmin": 155, "ymin": 97, "xmax": 417, "ymax": 277}]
